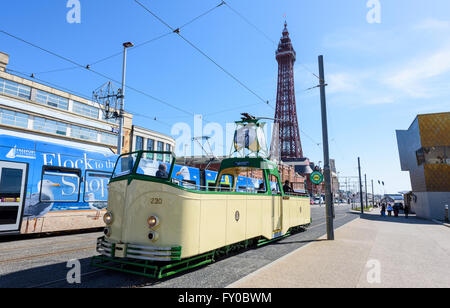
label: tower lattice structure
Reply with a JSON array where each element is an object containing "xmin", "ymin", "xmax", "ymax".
[{"xmin": 274, "ymin": 22, "xmax": 303, "ymax": 160}]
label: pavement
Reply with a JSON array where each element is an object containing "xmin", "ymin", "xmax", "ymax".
[{"xmin": 228, "ymin": 210, "xmax": 450, "ymax": 288}]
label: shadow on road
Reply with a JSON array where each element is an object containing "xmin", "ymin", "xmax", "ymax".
[
  {"xmin": 0, "ymin": 256, "xmax": 157, "ymax": 288},
  {"xmin": 358, "ymin": 212, "xmax": 438, "ymax": 226},
  {"xmin": 272, "ymin": 239, "xmax": 328, "ymax": 246}
]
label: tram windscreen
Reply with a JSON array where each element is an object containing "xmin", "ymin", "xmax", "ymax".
[
  {"xmin": 136, "ymin": 152, "xmax": 174, "ymax": 180},
  {"xmin": 112, "ymin": 153, "xmax": 138, "ymax": 178},
  {"xmin": 0, "ymin": 168, "xmax": 23, "ymax": 199}
]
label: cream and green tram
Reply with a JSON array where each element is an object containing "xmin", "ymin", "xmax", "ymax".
[{"xmin": 92, "ymin": 150, "xmax": 311, "ymax": 278}]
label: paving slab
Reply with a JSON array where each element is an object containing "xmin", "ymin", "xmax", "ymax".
[{"xmin": 228, "ymin": 212, "xmax": 450, "ymax": 288}]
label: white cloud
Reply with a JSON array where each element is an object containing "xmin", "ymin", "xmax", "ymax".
[
  {"xmin": 384, "ymin": 45, "xmax": 450, "ymax": 98},
  {"xmin": 327, "ymin": 73, "xmax": 358, "ymax": 93}
]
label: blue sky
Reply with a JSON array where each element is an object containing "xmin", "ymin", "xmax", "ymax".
[{"xmin": 1, "ymin": 0, "xmax": 449, "ymax": 193}]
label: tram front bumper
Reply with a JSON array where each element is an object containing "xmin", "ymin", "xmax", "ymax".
[{"xmin": 96, "ymin": 237, "xmax": 182, "ymax": 262}]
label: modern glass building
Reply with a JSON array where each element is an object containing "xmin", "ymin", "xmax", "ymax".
[{"xmin": 396, "ymin": 112, "xmax": 450, "ymax": 220}]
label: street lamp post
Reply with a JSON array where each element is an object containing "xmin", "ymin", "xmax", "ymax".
[{"xmin": 117, "ymin": 42, "xmax": 134, "ymax": 155}]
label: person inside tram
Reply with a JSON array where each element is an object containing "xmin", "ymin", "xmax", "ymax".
[
  {"xmin": 156, "ymin": 164, "xmax": 168, "ymax": 179},
  {"xmin": 283, "ymin": 180, "xmax": 293, "ymax": 194},
  {"xmin": 257, "ymin": 182, "xmax": 266, "ymax": 194}
]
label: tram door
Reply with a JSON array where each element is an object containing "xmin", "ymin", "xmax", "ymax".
[
  {"xmin": 0, "ymin": 161, "xmax": 28, "ymax": 234},
  {"xmin": 270, "ymin": 175, "xmax": 282, "ymax": 233}
]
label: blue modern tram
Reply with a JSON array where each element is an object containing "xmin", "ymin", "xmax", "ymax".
[{"xmin": 0, "ymin": 134, "xmax": 118, "ymax": 235}]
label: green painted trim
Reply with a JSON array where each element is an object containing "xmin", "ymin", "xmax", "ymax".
[
  {"xmin": 91, "ymin": 251, "xmax": 215, "ymax": 279},
  {"xmin": 92, "ymin": 223, "xmax": 310, "ymax": 279}
]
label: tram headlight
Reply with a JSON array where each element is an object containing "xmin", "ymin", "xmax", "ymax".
[
  {"xmin": 148, "ymin": 231, "xmax": 159, "ymax": 242},
  {"xmin": 104, "ymin": 227, "xmax": 111, "ymax": 237},
  {"xmin": 103, "ymin": 212, "xmax": 113, "ymax": 225},
  {"xmin": 147, "ymin": 216, "xmax": 160, "ymax": 229}
]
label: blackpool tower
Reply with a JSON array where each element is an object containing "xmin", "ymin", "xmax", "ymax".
[{"xmin": 274, "ymin": 22, "xmax": 303, "ymax": 159}]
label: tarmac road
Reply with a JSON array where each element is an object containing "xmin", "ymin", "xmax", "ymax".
[{"xmin": 0, "ymin": 203, "xmax": 358, "ymax": 288}]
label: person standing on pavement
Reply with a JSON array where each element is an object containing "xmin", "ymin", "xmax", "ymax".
[
  {"xmin": 404, "ymin": 203, "xmax": 410, "ymax": 219},
  {"xmin": 393, "ymin": 204, "xmax": 399, "ymax": 217},
  {"xmin": 387, "ymin": 204, "xmax": 393, "ymax": 216},
  {"xmin": 404, "ymin": 192, "xmax": 412, "ymax": 219},
  {"xmin": 381, "ymin": 203, "xmax": 386, "ymax": 217}
]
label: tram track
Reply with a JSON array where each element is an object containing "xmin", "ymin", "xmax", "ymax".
[
  {"xmin": 0, "ymin": 245, "xmax": 96, "ymax": 265},
  {"xmin": 26, "ymin": 269, "xmax": 107, "ymax": 288},
  {"xmin": 0, "ymin": 236, "xmax": 99, "ymax": 253}
]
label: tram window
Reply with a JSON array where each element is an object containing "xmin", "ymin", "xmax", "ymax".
[
  {"xmin": 134, "ymin": 151, "xmax": 173, "ymax": 180},
  {"xmin": 219, "ymin": 174, "xmax": 233, "ymax": 190},
  {"xmin": 0, "ymin": 168, "xmax": 23, "ymax": 200},
  {"xmin": 41, "ymin": 166, "xmax": 81, "ymax": 203},
  {"xmin": 269, "ymin": 175, "xmax": 282, "ymax": 196},
  {"xmin": 84, "ymin": 170, "xmax": 111, "ymax": 203},
  {"xmin": 207, "ymin": 182, "xmax": 216, "ymax": 192},
  {"xmin": 113, "ymin": 153, "xmax": 138, "ymax": 178},
  {"xmin": 257, "ymin": 181, "xmax": 267, "ymax": 194}
]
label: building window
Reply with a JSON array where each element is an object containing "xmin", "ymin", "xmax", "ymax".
[
  {"xmin": 35, "ymin": 90, "xmax": 69, "ymax": 110},
  {"xmin": 135, "ymin": 136, "xmax": 144, "ymax": 151},
  {"xmin": 147, "ymin": 139, "xmax": 155, "ymax": 151},
  {"xmin": 145, "ymin": 139, "xmax": 155, "ymax": 160},
  {"xmin": 33, "ymin": 117, "xmax": 67, "ymax": 136},
  {"xmin": 100, "ymin": 132, "xmax": 118, "ymax": 146},
  {"xmin": 73, "ymin": 101, "xmax": 99, "ymax": 119},
  {"xmin": 165, "ymin": 144, "xmax": 171, "ymax": 162},
  {"xmin": 0, "ymin": 78, "xmax": 31, "ymax": 99},
  {"xmin": 71, "ymin": 125, "xmax": 97, "ymax": 142},
  {"xmin": 416, "ymin": 146, "xmax": 449, "ymax": 165},
  {"xmin": 157, "ymin": 141, "xmax": 164, "ymax": 161},
  {"xmin": 0, "ymin": 108, "xmax": 29, "ymax": 128}
]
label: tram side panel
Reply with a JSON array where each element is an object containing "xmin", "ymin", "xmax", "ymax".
[{"xmin": 0, "ymin": 134, "xmax": 116, "ymax": 235}]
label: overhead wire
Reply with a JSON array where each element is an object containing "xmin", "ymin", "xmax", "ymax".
[
  {"xmin": 223, "ymin": 0, "xmax": 320, "ymax": 81},
  {"xmin": 26, "ymin": 2, "xmax": 222, "ymax": 76},
  {"xmin": 5, "ymin": 67, "xmax": 174, "ymax": 128},
  {"xmin": 134, "ymin": 0, "xmax": 273, "ymax": 110},
  {"xmin": 0, "ymin": 29, "xmax": 196, "ymax": 117}
]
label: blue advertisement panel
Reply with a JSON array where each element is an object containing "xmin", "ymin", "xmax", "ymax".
[{"xmin": 0, "ymin": 134, "xmax": 118, "ymax": 218}]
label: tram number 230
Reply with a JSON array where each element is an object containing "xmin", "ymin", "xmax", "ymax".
[{"xmin": 150, "ymin": 198, "xmax": 163, "ymax": 205}]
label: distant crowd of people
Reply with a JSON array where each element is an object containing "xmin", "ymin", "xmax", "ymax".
[{"xmin": 380, "ymin": 202, "xmax": 410, "ymax": 218}]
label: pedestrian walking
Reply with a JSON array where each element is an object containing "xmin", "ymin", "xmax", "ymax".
[
  {"xmin": 393, "ymin": 204, "xmax": 399, "ymax": 217},
  {"xmin": 404, "ymin": 192, "xmax": 413, "ymax": 219},
  {"xmin": 404, "ymin": 203, "xmax": 410, "ymax": 219},
  {"xmin": 381, "ymin": 203, "xmax": 386, "ymax": 217},
  {"xmin": 387, "ymin": 204, "xmax": 393, "ymax": 216}
]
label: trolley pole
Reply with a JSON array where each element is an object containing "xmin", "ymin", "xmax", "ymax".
[
  {"xmin": 318, "ymin": 55, "xmax": 334, "ymax": 241},
  {"xmin": 358, "ymin": 157, "xmax": 364, "ymax": 214},
  {"xmin": 365, "ymin": 174, "xmax": 368, "ymax": 210},
  {"xmin": 117, "ymin": 42, "xmax": 134, "ymax": 155},
  {"xmin": 372, "ymin": 179, "xmax": 375, "ymax": 207}
]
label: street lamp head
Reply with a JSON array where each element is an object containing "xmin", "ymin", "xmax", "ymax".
[{"xmin": 123, "ymin": 42, "xmax": 134, "ymax": 48}]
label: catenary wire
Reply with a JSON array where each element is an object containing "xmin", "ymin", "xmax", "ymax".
[
  {"xmin": 31, "ymin": 2, "xmax": 223, "ymax": 75},
  {"xmin": 222, "ymin": 0, "xmax": 320, "ymax": 80},
  {"xmin": 134, "ymin": 0, "xmax": 274, "ymax": 110}
]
